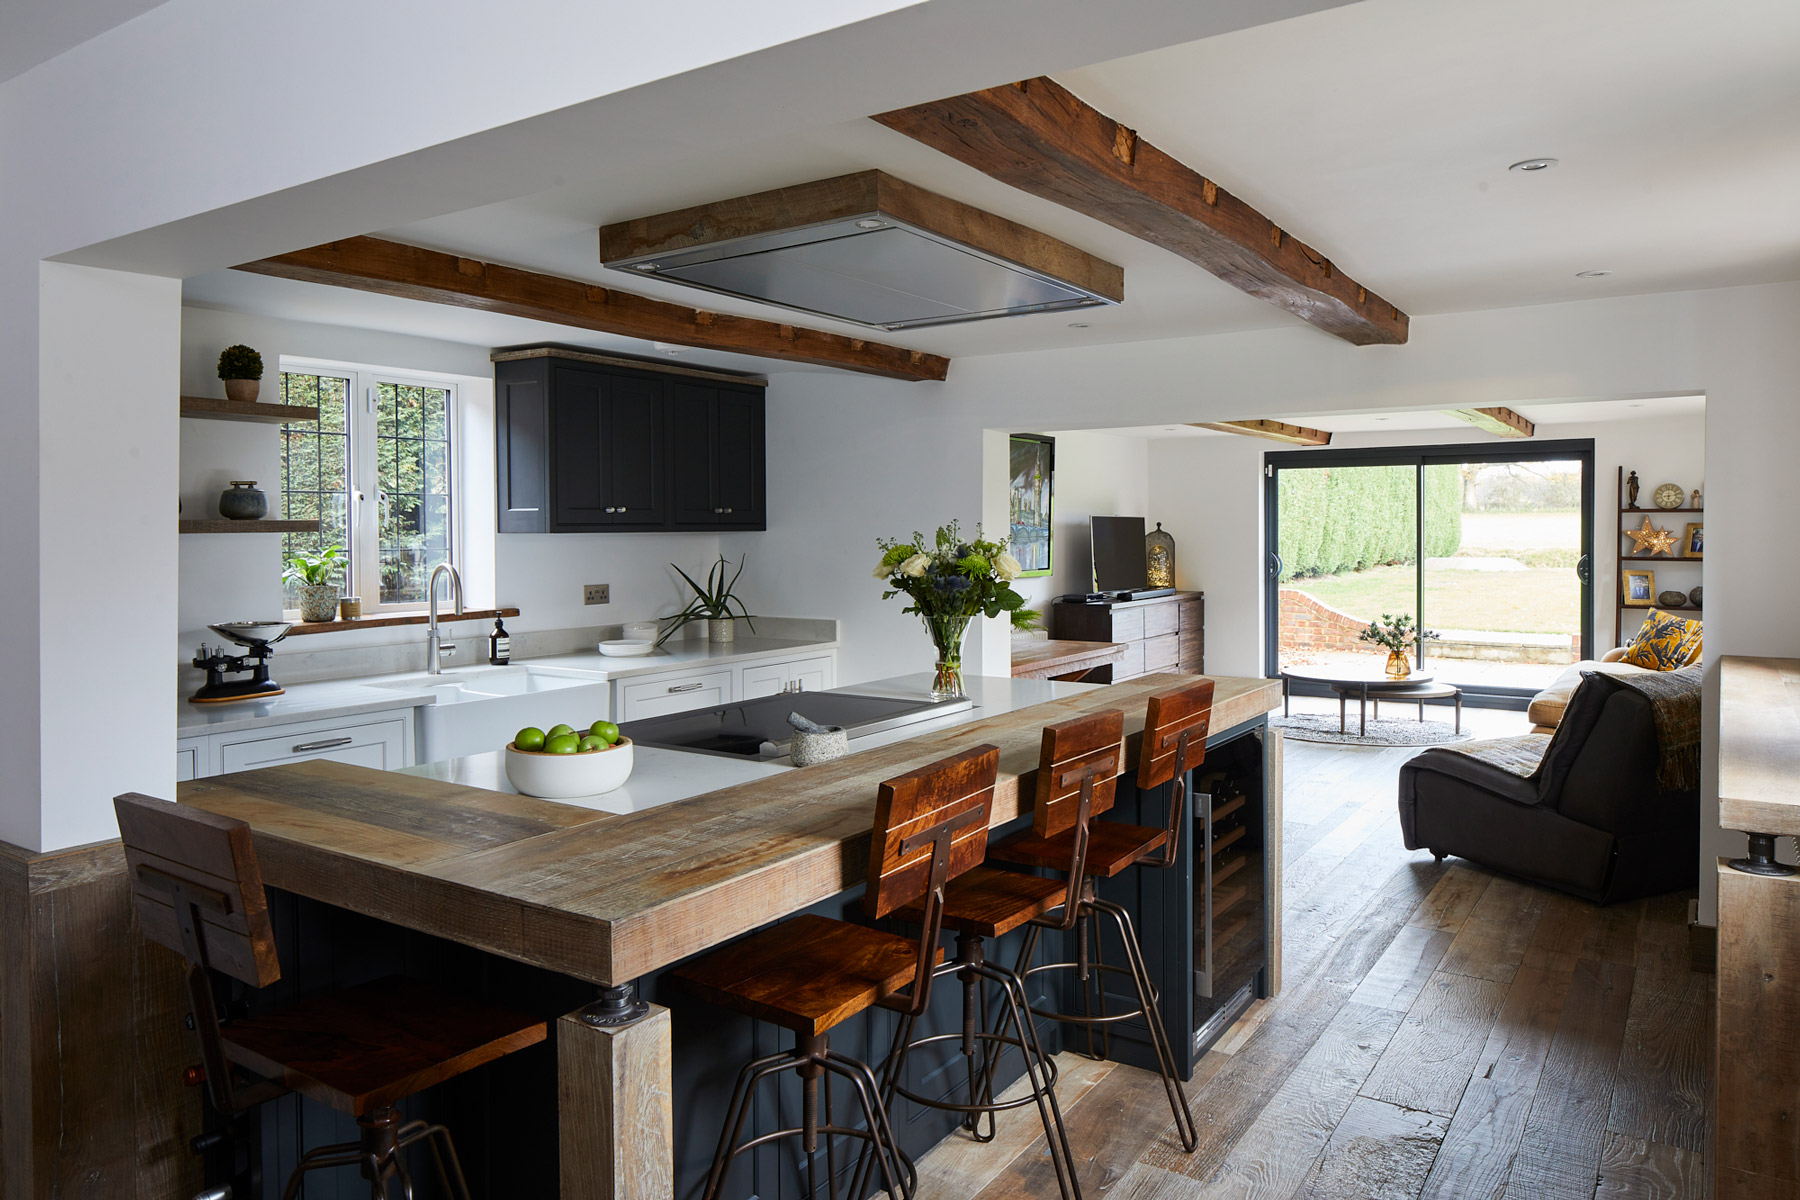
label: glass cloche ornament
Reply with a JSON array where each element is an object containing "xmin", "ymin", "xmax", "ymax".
[{"xmin": 1145, "ymin": 522, "xmax": 1176, "ymax": 589}]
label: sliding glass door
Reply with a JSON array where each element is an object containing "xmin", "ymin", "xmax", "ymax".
[{"xmin": 1266, "ymin": 440, "xmax": 1593, "ymax": 702}]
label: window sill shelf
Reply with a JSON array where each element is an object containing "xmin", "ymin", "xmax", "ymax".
[{"xmin": 285, "ymin": 607, "xmax": 519, "ymax": 637}]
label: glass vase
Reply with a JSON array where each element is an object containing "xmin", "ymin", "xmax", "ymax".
[
  {"xmin": 924, "ymin": 613, "xmax": 972, "ymax": 700},
  {"xmin": 1385, "ymin": 649, "xmax": 1411, "ymax": 679}
]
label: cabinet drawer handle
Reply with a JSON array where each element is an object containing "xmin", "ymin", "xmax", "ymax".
[
  {"xmin": 604, "ymin": 507, "xmax": 616, "ymax": 513},
  {"xmin": 292, "ymin": 736, "xmax": 354, "ymax": 753},
  {"xmin": 724, "ymin": 507, "xmax": 733, "ymax": 514},
  {"xmin": 713, "ymin": 507, "xmax": 723, "ymax": 514},
  {"xmin": 666, "ymin": 682, "xmax": 704, "ymax": 694}
]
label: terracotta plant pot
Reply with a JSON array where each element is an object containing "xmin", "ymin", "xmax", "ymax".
[
  {"xmin": 223, "ymin": 378, "xmax": 261, "ymax": 404},
  {"xmin": 297, "ymin": 583, "xmax": 339, "ymax": 623}
]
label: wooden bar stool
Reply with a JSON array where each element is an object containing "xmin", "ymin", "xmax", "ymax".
[
  {"xmin": 114, "ymin": 793, "xmax": 547, "ymax": 1200},
  {"xmin": 993, "ymin": 682, "xmax": 1217, "ymax": 1155},
  {"xmin": 673, "ymin": 744, "xmax": 1001, "ymax": 1200}
]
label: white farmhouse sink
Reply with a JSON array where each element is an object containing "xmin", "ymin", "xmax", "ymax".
[{"xmin": 362, "ymin": 665, "xmax": 612, "ymax": 764}]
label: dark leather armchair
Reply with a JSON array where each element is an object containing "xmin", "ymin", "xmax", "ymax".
[{"xmin": 1398, "ymin": 672, "xmax": 1699, "ymax": 904}]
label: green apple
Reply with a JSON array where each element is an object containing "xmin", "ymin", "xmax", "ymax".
[
  {"xmin": 577, "ymin": 735, "xmax": 606, "ymax": 753},
  {"xmin": 514, "ymin": 727, "xmax": 547, "ymax": 752},
  {"xmin": 547, "ymin": 723, "xmax": 575, "ymax": 739},
  {"xmin": 544, "ymin": 733, "xmax": 581, "ymax": 755},
  {"xmin": 589, "ymin": 720, "xmax": 620, "ymax": 745}
]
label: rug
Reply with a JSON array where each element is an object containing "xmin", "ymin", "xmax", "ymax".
[{"xmin": 1273, "ymin": 713, "xmax": 1474, "ymax": 747}]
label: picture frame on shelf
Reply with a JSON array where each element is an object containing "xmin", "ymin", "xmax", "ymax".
[
  {"xmin": 1008, "ymin": 433, "xmax": 1054, "ymax": 578},
  {"xmin": 1683, "ymin": 522, "xmax": 1704, "ymax": 558},
  {"xmin": 1622, "ymin": 568, "xmax": 1657, "ymax": 607}
]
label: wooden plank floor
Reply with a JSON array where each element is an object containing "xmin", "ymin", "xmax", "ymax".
[{"xmin": 917, "ymin": 721, "xmax": 1715, "ymax": 1200}]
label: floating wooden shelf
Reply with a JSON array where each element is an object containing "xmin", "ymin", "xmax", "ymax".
[
  {"xmin": 285, "ymin": 607, "xmax": 520, "ymax": 637},
  {"xmin": 1622, "ymin": 554, "xmax": 1702, "ymax": 562},
  {"xmin": 178, "ymin": 519, "xmax": 319, "ymax": 534},
  {"xmin": 180, "ymin": 396, "xmax": 319, "ymax": 424},
  {"xmin": 1619, "ymin": 507, "xmax": 1702, "ymax": 515},
  {"xmin": 1622, "ymin": 603, "xmax": 1702, "ymax": 613}
]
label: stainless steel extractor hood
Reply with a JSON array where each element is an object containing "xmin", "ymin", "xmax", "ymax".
[{"xmin": 599, "ymin": 170, "xmax": 1123, "ymax": 332}]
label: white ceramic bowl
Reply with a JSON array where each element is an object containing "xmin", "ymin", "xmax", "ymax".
[
  {"xmin": 598, "ymin": 639, "xmax": 657, "ymax": 658},
  {"xmin": 504, "ymin": 737, "xmax": 634, "ymax": 798}
]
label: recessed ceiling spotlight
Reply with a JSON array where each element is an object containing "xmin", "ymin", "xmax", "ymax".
[
  {"xmin": 1373, "ymin": 416, "xmax": 1390, "ymax": 422},
  {"xmin": 855, "ymin": 218, "xmax": 886, "ymax": 230},
  {"xmin": 1509, "ymin": 157, "xmax": 1559, "ymax": 173},
  {"xmin": 1068, "ymin": 322, "xmax": 1091, "ymax": 329},
  {"xmin": 651, "ymin": 341, "xmax": 683, "ymax": 356},
  {"xmin": 1575, "ymin": 269, "xmax": 1613, "ymax": 278},
  {"xmin": 632, "ymin": 262, "xmax": 659, "ymax": 272}
]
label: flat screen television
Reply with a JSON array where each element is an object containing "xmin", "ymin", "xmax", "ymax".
[{"xmin": 1091, "ymin": 516, "xmax": 1148, "ymax": 593}]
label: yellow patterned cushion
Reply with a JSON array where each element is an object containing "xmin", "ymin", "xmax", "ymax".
[{"xmin": 1620, "ymin": 609, "xmax": 1703, "ymax": 671}]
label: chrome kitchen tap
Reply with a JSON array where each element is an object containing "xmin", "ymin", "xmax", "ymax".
[{"xmin": 426, "ymin": 563, "xmax": 465, "ymax": 675}]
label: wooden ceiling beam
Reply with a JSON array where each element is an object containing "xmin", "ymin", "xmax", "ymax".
[
  {"xmin": 1442, "ymin": 407, "xmax": 1535, "ymax": 438},
  {"xmin": 1191, "ymin": 420, "xmax": 1331, "ymax": 446},
  {"xmin": 874, "ymin": 77, "xmax": 1408, "ymax": 347},
  {"xmin": 235, "ymin": 236, "xmax": 950, "ymax": 382}
]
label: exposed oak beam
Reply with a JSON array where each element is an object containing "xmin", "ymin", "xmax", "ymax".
[
  {"xmin": 1192, "ymin": 420, "xmax": 1331, "ymax": 446},
  {"xmin": 874, "ymin": 77, "xmax": 1408, "ymax": 347},
  {"xmin": 235, "ymin": 237, "xmax": 950, "ymax": 382},
  {"xmin": 1442, "ymin": 407, "xmax": 1535, "ymax": 438}
]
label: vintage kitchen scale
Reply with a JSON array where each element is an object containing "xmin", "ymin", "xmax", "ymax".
[{"xmin": 189, "ymin": 621, "xmax": 293, "ymax": 703}]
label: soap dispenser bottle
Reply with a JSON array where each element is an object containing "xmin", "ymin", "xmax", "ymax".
[{"xmin": 489, "ymin": 616, "xmax": 511, "ymax": 665}]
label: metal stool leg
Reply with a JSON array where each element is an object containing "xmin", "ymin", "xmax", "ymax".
[{"xmin": 1090, "ymin": 898, "xmax": 1199, "ymax": 1151}]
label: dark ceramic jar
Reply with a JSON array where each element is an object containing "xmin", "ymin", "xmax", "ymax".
[{"xmin": 219, "ymin": 480, "xmax": 268, "ymax": 521}]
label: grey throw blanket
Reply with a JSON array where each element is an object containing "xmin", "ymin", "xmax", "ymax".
[
  {"xmin": 1438, "ymin": 733, "xmax": 1553, "ymax": 779},
  {"xmin": 1605, "ymin": 665, "xmax": 1703, "ymax": 789}
]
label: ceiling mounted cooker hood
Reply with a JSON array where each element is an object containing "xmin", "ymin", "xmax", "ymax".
[{"xmin": 598, "ymin": 170, "xmax": 1123, "ymax": 332}]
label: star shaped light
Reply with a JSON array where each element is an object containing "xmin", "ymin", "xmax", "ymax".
[{"xmin": 1626, "ymin": 517, "xmax": 1679, "ymax": 556}]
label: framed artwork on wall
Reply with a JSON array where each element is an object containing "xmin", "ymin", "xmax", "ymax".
[{"xmin": 1008, "ymin": 434, "xmax": 1054, "ymax": 578}]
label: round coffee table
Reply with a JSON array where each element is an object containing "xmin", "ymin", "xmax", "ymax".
[{"xmin": 1281, "ymin": 665, "xmax": 1462, "ymax": 738}]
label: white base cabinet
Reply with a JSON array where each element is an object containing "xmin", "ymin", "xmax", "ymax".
[
  {"xmin": 615, "ymin": 651, "xmax": 838, "ymax": 722},
  {"xmin": 180, "ymin": 709, "xmax": 418, "ymax": 780},
  {"xmin": 737, "ymin": 654, "xmax": 836, "ymax": 700}
]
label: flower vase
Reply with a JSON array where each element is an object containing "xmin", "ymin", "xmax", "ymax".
[
  {"xmin": 924, "ymin": 614, "xmax": 972, "ymax": 700},
  {"xmin": 1385, "ymin": 650, "xmax": 1410, "ymax": 679}
]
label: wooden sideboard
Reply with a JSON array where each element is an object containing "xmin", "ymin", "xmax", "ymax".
[{"xmin": 1049, "ymin": 591, "xmax": 1203, "ymax": 681}]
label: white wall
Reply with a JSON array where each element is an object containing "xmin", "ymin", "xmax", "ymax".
[
  {"xmin": 1012, "ymin": 432, "xmax": 1153, "ymax": 614},
  {"xmin": 1148, "ymin": 413, "xmax": 1708, "ymax": 677},
  {"xmin": 178, "ymin": 306, "xmax": 728, "ymax": 659}
]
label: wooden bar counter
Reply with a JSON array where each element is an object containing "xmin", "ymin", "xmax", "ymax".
[{"xmin": 178, "ymin": 671, "xmax": 1281, "ymax": 1198}]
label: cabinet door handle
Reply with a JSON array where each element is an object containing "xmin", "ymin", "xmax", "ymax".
[
  {"xmin": 724, "ymin": 507, "xmax": 733, "ymax": 514},
  {"xmin": 292, "ymin": 736, "xmax": 354, "ymax": 753},
  {"xmin": 666, "ymin": 682, "xmax": 704, "ymax": 694},
  {"xmin": 713, "ymin": 507, "xmax": 723, "ymax": 514}
]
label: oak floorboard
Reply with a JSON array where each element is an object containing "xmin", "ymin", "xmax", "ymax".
[
  {"xmin": 1293, "ymin": 1096, "xmax": 1449, "ymax": 1200},
  {"xmin": 1179, "ymin": 1002, "xmax": 1404, "ymax": 1198},
  {"xmin": 1501, "ymin": 958, "xmax": 1636, "ymax": 1200},
  {"xmin": 1360, "ymin": 969, "xmax": 1510, "ymax": 1117},
  {"xmin": 1437, "ymin": 876, "xmax": 1552, "ymax": 985},
  {"xmin": 1349, "ymin": 923, "xmax": 1456, "ymax": 1013},
  {"xmin": 1596, "ymin": 1132, "xmax": 1705, "ymax": 1200},
  {"xmin": 1606, "ymin": 988, "xmax": 1709, "ymax": 1153},
  {"xmin": 1407, "ymin": 862, "xmax": 1495, "ymax": 933}
]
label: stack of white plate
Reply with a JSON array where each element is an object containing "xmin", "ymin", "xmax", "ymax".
[{"xmin": 599, "ymin": 639, "xmax": 656, "ymax": 658}]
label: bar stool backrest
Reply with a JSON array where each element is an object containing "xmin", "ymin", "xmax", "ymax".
[
  {"xmin": 1032, "ymin": 710, "xmax": 1125, "ymax": 840},
  {"xmin": 114, "ymin": 792, "xmax": 285, "ymax": 1116},
  {"xmin": 1137, "ymin": 679, "xmax": 1216, "ymax": 790},
  {"xmin": 865, "ymin": 743, "xmax": 999, "ymax": 921},
  {"xmin": 114, "ymin": 793, "xmax": 280, "ymax": 987}
]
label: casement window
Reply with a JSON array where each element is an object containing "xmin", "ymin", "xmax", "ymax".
[{"xmin": 277, "ymin": 360, "xmax": 461, "ymax": 615}]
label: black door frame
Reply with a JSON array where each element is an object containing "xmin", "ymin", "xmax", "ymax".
[{"xmin": 1263, "ymin": 438, "xmax": 1595, "ymax": 707}]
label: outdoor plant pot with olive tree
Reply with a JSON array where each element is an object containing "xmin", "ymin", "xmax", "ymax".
[
  {"xmin": 218, "ymin": 343, "xmax": 264, "ymax": 404},
  {"xmin": 285, "ymin": 545, "xmax": 346, "ymax": 623}
]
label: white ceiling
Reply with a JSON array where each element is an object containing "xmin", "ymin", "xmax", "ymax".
[
  {"xmin": 1103, "ymin": 394, "xmax": 1706, "ymax": 441},
  {"xmin": 0, "ymin": 0, "xmax": 168, "ymax": 84},
  {"xmin": 185, "ymin": 0, "xmax": 1800, "ymax": 363}
]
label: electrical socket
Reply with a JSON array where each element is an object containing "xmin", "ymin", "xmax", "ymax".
[{"xmin": 584, "ymin": 584, "xmax": 610, "ymax": 605}]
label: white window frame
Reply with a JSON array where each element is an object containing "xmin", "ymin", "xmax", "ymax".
[{"xmin": 278, "ymin": 357, "xmax": 467, "ymax": 618}]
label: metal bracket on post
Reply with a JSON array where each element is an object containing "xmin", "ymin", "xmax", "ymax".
[
  {"xmin": 1728, "ymin": 832, "xmax": 1797, "ymax": 876},
  {"xmin": 579, "ymin": 981, "xmax": 651, "ymax": 1028}
]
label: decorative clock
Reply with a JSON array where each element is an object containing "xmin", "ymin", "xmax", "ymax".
[{"xmin": 1653, "ymin": 482, "xmax": 1685, "ymax": 510}]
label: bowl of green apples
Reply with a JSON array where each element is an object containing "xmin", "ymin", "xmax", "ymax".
[{"xmin": 504, "ymin": 719, "xmax": 632, "ymax": 798}]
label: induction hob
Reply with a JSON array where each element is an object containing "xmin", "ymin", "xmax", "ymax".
[{"xmin": 619, "ymin": 690, "xmax": 973, "ymax": 759}]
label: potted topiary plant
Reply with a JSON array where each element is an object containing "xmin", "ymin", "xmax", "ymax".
[
  {"xmin": 283, "ymin": 545, "xmax": 347, "ymax": 622},
  {"xmin": 217, "ymin": 344, "xmax": 264, "ymax": 404}
]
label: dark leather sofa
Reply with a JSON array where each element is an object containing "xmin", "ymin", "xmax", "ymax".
[{"xmin": 1398, "ymin": 671, "xmax": 1699, "ymax": 904}]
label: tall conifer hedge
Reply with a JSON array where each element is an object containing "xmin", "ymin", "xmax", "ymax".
[{"xmin": 1278, "ymin": 464, "xmax": 1462, "ymax": 580}]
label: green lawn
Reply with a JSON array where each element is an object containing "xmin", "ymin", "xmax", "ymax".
[{"xmin": 1295, "ymin": 563, "xmax": 1580, "ymax": 635}]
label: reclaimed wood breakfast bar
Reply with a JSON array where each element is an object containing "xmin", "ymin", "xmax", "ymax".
[{"xmin": 177, "ymin": 672, "xmax": 1282, "ymax": 1198}]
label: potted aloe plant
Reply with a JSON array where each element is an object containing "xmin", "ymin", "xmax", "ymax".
[
  {"xmin": 659, "ymin": 555, "xmax": 756, "ymax": 645},
  {"xmin": 217, "ymin": 344, "xmax": 264, "ymax": 404},
  {"xmin": 284, "ymin": 545, "xmax": 347, "ymax": 622}
]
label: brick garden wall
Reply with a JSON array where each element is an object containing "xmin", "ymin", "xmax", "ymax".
[{"xmin": 1279, "ymin": 588, "xmax": 1369, "ymax": 656}]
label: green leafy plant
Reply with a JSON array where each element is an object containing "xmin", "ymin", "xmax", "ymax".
[
  {"xmin": 282, "ymin": 544, "xmax": 346, "ymax": 587},
  {"xmin": 217, "ymin": 344, "xmax": 264, "ymax": 381},
  {"xmin": 1357, "ymin": 612, "xmax": 1440, "ymax": 656},
  {"xmin": 657, "ymin": 556, "xmax": 757, "ymax": 646}
]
